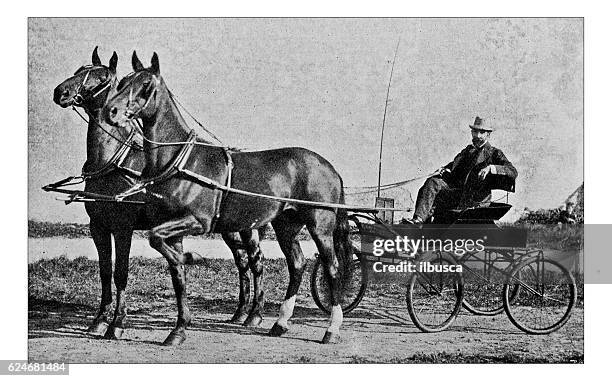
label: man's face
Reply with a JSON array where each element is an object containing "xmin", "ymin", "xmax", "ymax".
[{"xmin": 471, "ymin": 129, "xmax": 490, "ymax": 146}]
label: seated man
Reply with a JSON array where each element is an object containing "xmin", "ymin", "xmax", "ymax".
[{"xmin": 405, "ymin": 116, "xmax": 518, "ymax": 225}]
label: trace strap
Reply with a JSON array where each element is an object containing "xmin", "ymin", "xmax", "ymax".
[{"xmin": 115, "ymin": 130, "xmax": 408, "ymax": 214}]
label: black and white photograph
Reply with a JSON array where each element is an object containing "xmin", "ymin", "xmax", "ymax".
[{"xmin": 21, "ymin": 16, "xmax": 588, "ymax": 367}]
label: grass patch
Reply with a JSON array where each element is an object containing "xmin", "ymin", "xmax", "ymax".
[
  {"xmin": 28, "ymin": 220, "xmax": 312, "ymax": 240},
  {"xmin": 521, "ymin": 223, "xmax": 583, "ymax": 251},
  {"xmin": 28, "ymin": 256, "xmax": 318, "ymax": 312}
]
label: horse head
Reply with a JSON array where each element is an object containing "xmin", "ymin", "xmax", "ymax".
[
  {"xmin": 53, "ymin": 46, "xmax": 118, "ymax": 109},
  {"xmin": 104, "ymin": 51, "xmax": 162, "ymax": 128}
]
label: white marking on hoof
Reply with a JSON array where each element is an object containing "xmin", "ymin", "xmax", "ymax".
[
  {"xmin": 327, "ymin": 304, "xmax": 343, "ymax": 334},
  {"xmin": 275, "ymin": 295, "xmax": 296, "ymax": 328}
]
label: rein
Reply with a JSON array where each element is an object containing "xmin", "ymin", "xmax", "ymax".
[
  {"xmin": 345, "ymin": 170, "xmax": 442, "ymax": 195},
  {"xmin": 115, "ymin": 129, "xmax": 406, "ymax": 212},
  {"xmin": 42, "ymin": 67, "xmax": 145, "ymax": 204},
  {"xmin": 72, "ymin": 106, "xmax": 143, "ymax": 151},
  {"xmin": 110, "ymin": 72, "xmax": 408, "ymax": 212}
]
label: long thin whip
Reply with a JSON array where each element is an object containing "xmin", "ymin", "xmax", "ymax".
[{"xmin": 377, "ymin": 38, "xmax": 401, "ymax": 198}]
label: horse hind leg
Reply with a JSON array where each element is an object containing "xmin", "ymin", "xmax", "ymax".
[
  {"xmin": 242, "ymin": 227, "xmax": 265, "ymax": 328},
  {"xmin": 88, "ymin": 222, "xmax": 113, "ymax": 336},
  {"xmin": 269, "ymin": 218, "xmax": 305, "ymax": 337},
  {"xmin": 222, "ymin": 232, "xmax": 251, "ymax": 324},
  {"xmin": 306, "ymin": 209, "xmax": 343, "ymax": 344},
  {"xmin": 148, "ymin": 215, "xmax": 205, "ymax": 346},
  {"xmin": 104, "ymin": 228, "xmax": 133, "ymax": 340}
]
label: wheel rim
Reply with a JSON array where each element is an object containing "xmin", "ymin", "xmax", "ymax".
[
  {"xmin": 462, "ymin": 260, "xmax": 520, "ymax": 315},
  {"xmin": 407, "ymin": 256, "xmax": 463, "ymax": 331},
  {"xmin": 312, "ymin": 256, "xmax": 366, "ymax": 313},
  {"xmin": 504, "ymin": 258, "xmax": 576, "ymax": 334}
]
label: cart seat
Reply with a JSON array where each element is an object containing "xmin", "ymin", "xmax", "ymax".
[{"xmin": 431, "ymin": 202, "xmax": 512, "ymax": 225}]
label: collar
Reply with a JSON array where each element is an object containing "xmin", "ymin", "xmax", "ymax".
[{"xmin": 471, "ymin": 141, "xmax": 490, "ymax": 150}]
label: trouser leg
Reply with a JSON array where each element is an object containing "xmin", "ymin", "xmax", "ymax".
[{"xmin": 413, "ymin": 177, "xmax": 460, "ymax": 221}]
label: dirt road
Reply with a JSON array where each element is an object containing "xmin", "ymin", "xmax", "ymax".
[{"xmin": 28, "ymin": 296, "xmax": 583, "ymax": 363}]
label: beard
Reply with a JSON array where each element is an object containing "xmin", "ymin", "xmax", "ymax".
[{"xmin": 472, "ymin": 138, "xmax": 485, "ymax": 146}]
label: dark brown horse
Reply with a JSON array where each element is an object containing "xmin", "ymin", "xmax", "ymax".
[
  {"xmin": 52, "ymin": 48, "xmax": 266, "ymax": 341},
  {"xmin": 102, "ymin": 52, "xmax": 353, "ymax": 345}
]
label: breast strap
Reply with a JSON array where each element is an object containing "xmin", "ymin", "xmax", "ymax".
[{"xmin": 82, "ymin": 128, "xmax": 142, "ymax": 180}]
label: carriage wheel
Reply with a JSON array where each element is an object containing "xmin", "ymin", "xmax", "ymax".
[
  {"xmin": 310, "ymin": 254, "xmax": 368, "ymax": 315},
  {"xmin": 461, "ymin": 250, "xmax": 520, "ymax": 316},
  {"xmin": 503, "ymin": 257, "xmax": 576, "ymax": 334},
  {"xmin": 406, "ymin": 252, "xmax": 464, "ymax": 333}
]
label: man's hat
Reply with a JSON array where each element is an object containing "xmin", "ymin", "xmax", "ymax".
[{"xmin": 469, "ymin": 116, "xmax": 494, "ymax": 132}]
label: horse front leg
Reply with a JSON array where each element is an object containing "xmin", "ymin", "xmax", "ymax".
[
  {"xmin": 88, "ymin": 221, "xmax": 113, "ymax": 336},
  {"xmin": 148, "ymin": 215, "xmax": 205, "ymax": 346},
  {"xmin": 222, "ymin": 232, "xmax": 251, "ymax": 324},
  {"xmin": 104, "ymin": 228, "xmax": 133, "ymax": 340},
  {"xmin": 242, "ymin": 228, "xmax": 265, "ymax": 327}
]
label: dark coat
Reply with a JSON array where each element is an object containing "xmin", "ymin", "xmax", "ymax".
[{"xmin": 441, "ymin": 142, "xmax": 518, "ymax": 204}]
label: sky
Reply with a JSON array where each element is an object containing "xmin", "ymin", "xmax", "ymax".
[{"xmin": 28, "ymin": 18, "xmax": 583, "ymax": 223}]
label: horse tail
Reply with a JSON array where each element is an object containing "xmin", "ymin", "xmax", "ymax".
[{"xmin": 333, "ymin": 185, "xmax": 354, "ymax": 296}]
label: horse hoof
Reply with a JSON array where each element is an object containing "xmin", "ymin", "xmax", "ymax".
[
  {"xmin": 243, "ymin": 314, "xmax": 263, "ymax": 328},
  {"xmin": 104, "ymin": 326, "xmax": 125, "ymax": 340},
  {"xmin": 162, "ymin": 331, "xmax": 186, "ymax": 346},
  {"xmin": 321, "ymin": 331, "xmax": 340, "ymax": 344},
  {"xmin": 268, "ymin": 323, "xmax": 288, "ymax": 337},
  {"xmin": 87, "ymin": 321, "xmax": 109, "ymax": 336},
  {"xmin": 227, "ymin": 313, "xmax": 248, "ymax": 324}
]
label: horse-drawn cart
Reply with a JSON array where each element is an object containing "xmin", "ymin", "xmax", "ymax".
[{"xmin": 310, "ymin": 202, "xmax": 578, "ymax": 335}]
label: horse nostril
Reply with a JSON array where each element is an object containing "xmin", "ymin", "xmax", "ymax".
[{"xmin": 110, "ymin": 107, "xmax": 118, "ymax": 118}]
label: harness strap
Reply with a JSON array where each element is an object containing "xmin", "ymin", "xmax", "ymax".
[
  {"xmin": 116, "ymin": 131, "xmax": 197, "ymax": 201},
  {"xmin": 177, "ymin": 168, "xmax": 407, "ymax": 212},
  {"xmin": 113, "ymin": 130, "xmax": 409, "ymax": 212},
  {"xmin": 42, "ymin": 175, "xmax": 85, "ymax": 191},
  {"xmin": 209, "ymin": 147, "xmax": 234, "ymax": 233},
  {"xmin": 82, "ymin": 128, "xmax": 138, "ymax": 179},
  {"xmin": 157, "ymin": 130, "xmax": 197, "ymax": 182}
]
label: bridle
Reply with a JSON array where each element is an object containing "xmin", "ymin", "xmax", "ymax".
[
  {"xmin": 122, "ymin": 71, "xmax": 159, "ymax": 121},
  {"xmin": 72, "ymin": 65, "xmax": 114, "ymax": 107},
  {"xmin": 68, "ymin": 66, "xmax": 145, "ymax": 179},
  {"xmin": 111, "ymin": 72, "xmax": 229, "ymax": 149},
  {"xmin": 66, "ymin": 65, "xmax": 142, "ymax": 151}
]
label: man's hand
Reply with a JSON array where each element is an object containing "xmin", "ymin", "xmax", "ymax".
[
  {"xmin": 478, "ymin": 165, "xmax": 496, "ymax": 181},
  {"xmin": 438, "ymin": 167, "xmax": 450, "ymax": 176}
]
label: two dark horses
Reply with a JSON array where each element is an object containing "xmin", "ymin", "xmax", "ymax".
[
  {"xmin": 52, "ymin": 48, "xmax": 266, "ymax": 341},
  {"xmin": 54, "ymin": 48, "xmax": 353, "ymax": 345}
]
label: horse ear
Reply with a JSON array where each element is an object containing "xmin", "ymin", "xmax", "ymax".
[
  {"xmin": 92, "ymin": 46, "xmax": 102, "ymax": 66},
  {"xmin": 132, "ymin": 51, "xmax": 145, "ymax": 71},
  {"xmin": 150, "ymin": 52, "xmax": 160, "ymax": 75},
  {"xmin": 108, "ymin": 52, "xmax": 118, "ymax": 73}
]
